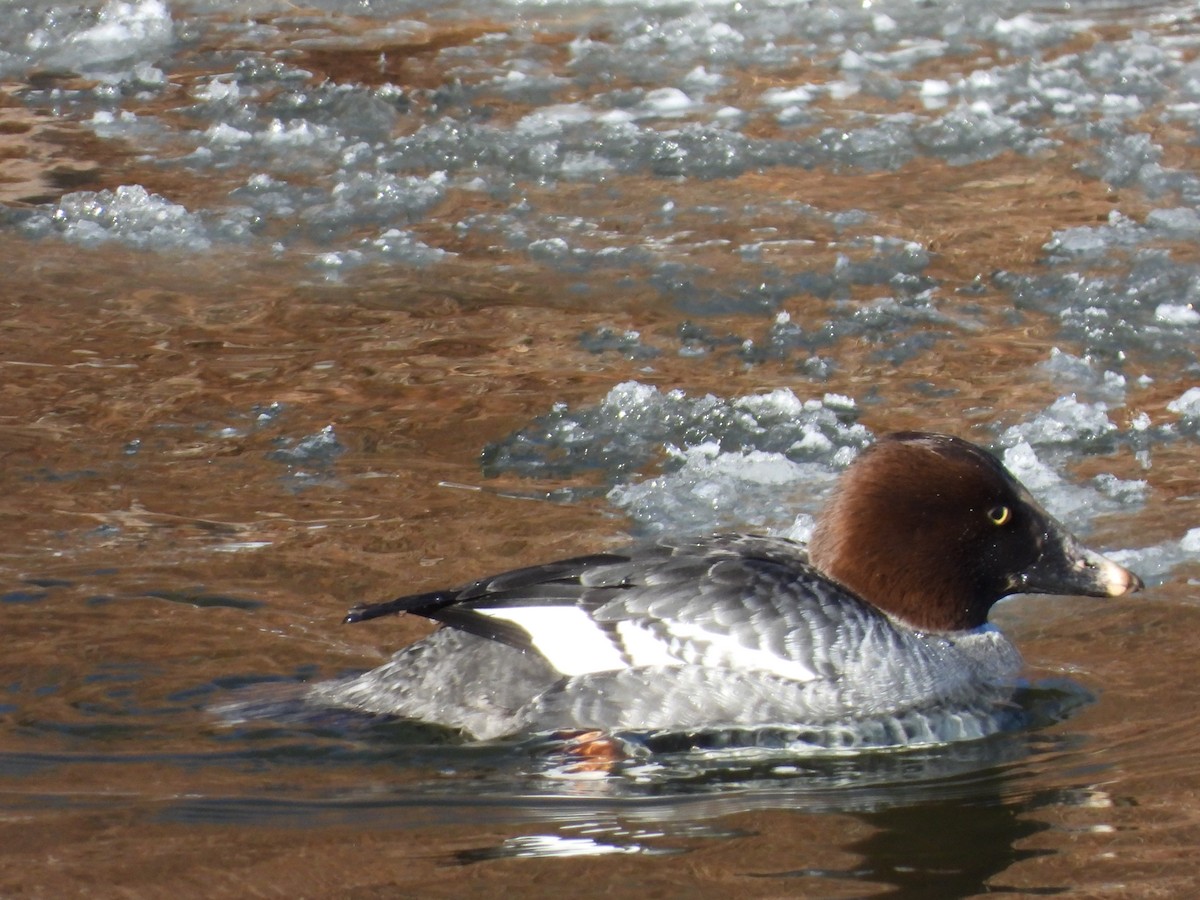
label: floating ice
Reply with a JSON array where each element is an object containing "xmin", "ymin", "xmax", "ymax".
[
  {"xmin": 362, "ymin": 228, "xmax": 450, "ymax": 265},
  {"xmin": 486, "ymin": 378, "xmax": 1146, "ymax": 536},
  {"xmin": 2, "ymin": 0, "xmax": 1200, "ymax": 357},
  {"xmin": 1000, "ymin": 440, "xmax": 1141, "ymax": 528},
  {"xmin": 481, "ymin": 381, "xmax": 869, "ymax": 486},
  {"xmin": 608, "ymin": 446, "xmax": 840, "ymax": 535},
  {"xmin": 998, "ymin": 259, "xmax": 1200, "ymax": 365},
  {"xmin": 580, "ymin": 327, "xmax": 660, "ymax": 360},
  {"xmin": 267, "ymin": 426, "xmax": 346, "ymax": 466},
  {"xmin": 1000, "ymin": 396, "xmax": 1117, "ymax": 450},
  {"xmin": 1145, "ymin": 208, "xmax": 1200, "ymax": 233},
  {"xmin": 1038, "ymin": 350, "xmax": 1127, "ymax": 405},
  {"xmin": 920, "ymin": 79, "xmax": 953, "ymax": 109},
  {"xmin": 22, "ymin": 0, "xmax": 173, "ymax": 74},
  {"xmin": 1044, "ymin": 211, "xmax": 1147, "ymax": 260},
  {"xmin": 516, "ymin": 104, "xmax": 598, "ymax": 136},
  {"xmin": 1155, "ymin": 304, "xmax": 1200, "ymax": 326},
  {"xmin": 761, "ymin": 86, "xmax": 815, "ymax": 107},
  {"xmin": 637, "ymin": 87, "xmax": 696, "ymax": 117},
  {"xmin": 20, "ymin": 185, "xmax": 211, "ymax": 252},
  {"xmin": 1110, "ymin": 527, "xmax": 1200, "ymax": 587},
  {"xmin": 1166, "ymin": 387, "xmax": 1200, "ymax": 421}
]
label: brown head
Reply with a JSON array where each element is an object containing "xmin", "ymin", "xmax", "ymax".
[{"xmin": 808, "ymin": 432, "xmax": 1142, "ymax": 632}]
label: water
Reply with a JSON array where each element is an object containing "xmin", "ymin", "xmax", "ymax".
[{"xmin": 3, "ymin": 0, "xmax": 1200, "ymax": 894}]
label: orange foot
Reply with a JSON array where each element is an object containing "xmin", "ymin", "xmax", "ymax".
[{"xmin": 543, "ymin": 729, "xmax": 632, "ymax": 774}]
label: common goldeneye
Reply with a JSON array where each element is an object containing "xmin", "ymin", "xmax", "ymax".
[{"xmin": 306, "ymin": 432, "xmax": 1141, "ymax": 748}]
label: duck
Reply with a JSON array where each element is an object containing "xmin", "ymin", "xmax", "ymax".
[{"xmin": 305, "ymin": 431, "xmax": 1141, "ymax": 749}]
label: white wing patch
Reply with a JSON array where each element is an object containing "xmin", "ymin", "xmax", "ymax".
[
  {"xmin": 478, "ymin": 607, "xmax": 625, "ymax": 676},
  {"xmin": 478, "ymin": 607, "xmax": 820, "ymax": 683},
  {"xmin": 655, "ymin": 620, "xmax": 820, "ymax": 683},
  {"xmin": 614, "ymin": 620, "xmax": 678, "ymax": 668}
]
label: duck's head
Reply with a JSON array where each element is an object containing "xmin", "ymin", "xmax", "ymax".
[{"xmin": 809, "ymin": 432, "xmax": 1142, "ymax": 632}]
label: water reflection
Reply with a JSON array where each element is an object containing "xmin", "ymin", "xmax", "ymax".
[
  {"xmin": 144, "ymin": 713, "xmax": 1086, "ymax": 896},
  {"xmin": 820, "ymin": 801, "xmax": 1059, "ymax": 898}
]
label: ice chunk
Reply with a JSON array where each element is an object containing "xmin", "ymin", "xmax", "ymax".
[
  {"xmin": 608, "ymin": 446, "xmax": 840, "ymax": 535},
  {"xmin": 267, "ymin": 426, "xmax": 346, "ymax": 465},
  {"xmin": 782, "ymin": 513, "xmax": 817, "ymax": 545},
  {"xmin": 29, "ymin": 0, "xmax": 173, "ymax": 73},
  {"xmin": 993, "ymin": 14, "xmax": 1046, "ymax": 41},
  {"xmin": 1000, "ymin": 395, "xmax": 1117, "ymax": 449},
  {"xmin": 516, "ymin": 104, "xmax": 597, "ymax": 137},
  {"xmin": 1001, "ymin": 441, "xmax": 1065, "ymax": 495},
  {"xmin": 1110, "ymin": 528, "xmax": 1200, "ymax": 585},
  {"xmin": 1038, "ymin": 349, "xmax": 1126, "ymax": 404},
  {"xmin": 579, "ymin": 327, "xmax": 659, "ymax": 359},
  {"xmin": 22, "ymin": 185, "xmax": 211, "ymax": 252},
  {"xmin": 205, "ymin": 123, "xmax": 254, "ymax": 145},
  {"xmin": 761, "ymin": 86, "xmax": 816, "ymax": 107},
  {"xmin": 920, "ymin": 79, "xmax": 953, "ymax": 109},
  {"xmin": 1155, "ymin": 304, "xmax": 1200, "ymax": 325},
  {"xmin": 362, "ymin": 228, "xmax": 449, "ymax": 265},
  {"xmin": 1044, "ymin": 211, "xmax": 1148, "ymax": 260},
  {"xmin": 638, "ymin": 87, "xmax": 695, "ymax": 116},
  {"xmin": 1146, "ymin": 207, "xmax": 1200, "ymax": 233},
  {"xmin": 480, "ymin": 382, "xmax": 870, "ymax": 485},
  {"xmin": 1092, "ymin": 472, "xmax": 1147, "ymax": 505},
  {"xmin": 1182, "ymin": 527, "xmax": 1200, "ymax": 555},
  {"xmin": 1000, "ymin": 441, "xmax": 1129, "ymax": 527},
  {"xmin": 482, "ymin": 381, "xmax": 875, "ymax": 534},
  {"xmin": 194, "ymin": 77, "xmax": 241, "ymax": 105},
  {"xmin": 872, "ymin": 14, "xmax": 898, "ymax": 34},
  {"xmin": 1166, "ymin": 387, "xmax": 1200, "ymax": 419}
]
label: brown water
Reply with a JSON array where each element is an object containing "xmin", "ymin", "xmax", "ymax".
[{"xmin": 3, "ymin": 3, "xmax": 1200, "ymax": 897}]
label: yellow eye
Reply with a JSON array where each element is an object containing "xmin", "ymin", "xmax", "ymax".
[{"xmin": 987, "ymin": 505, "xmax": 1012, "ymax": 526}]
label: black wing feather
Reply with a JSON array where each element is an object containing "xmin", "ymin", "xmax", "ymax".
[{"xmin": 344, "ymin": 552, "xmax": 630, "ymax": 624}]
